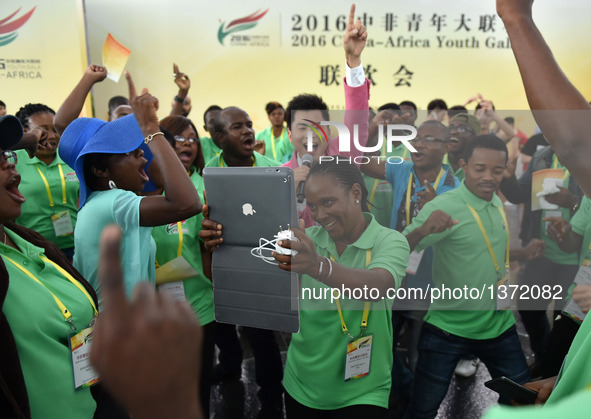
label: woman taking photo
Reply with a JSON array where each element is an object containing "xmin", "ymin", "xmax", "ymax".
[{"xmin": 201, "ymin": 159, "xmax": 409, "ymax": 417}]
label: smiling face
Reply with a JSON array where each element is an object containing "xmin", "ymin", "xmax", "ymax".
[
  {"xmin": 461, "ymin": 147, "xmax": 507, "ymax": 201},
  {"xmin": 216, "ymin": 108, "xmax": 256, "ymax": 160},
  {"xmin": 27, "ymin": 111, "xmax": 59, "ymax": 160},
  {"xmin": 449, "ymin": 119, "xmax": 476, "ymax": 154},
  {"xmin": 305, "ymin": 173, "xmax": 364, "ymax": 243},
  {"xmin": 0, "ymin": 149, "xmax": 25, "ymax": 222},
  {"xmin": 104, "ymin": 148, "xmax": 150, "ymax": 193},
  {"xmin": 174, "ymin": 125, "xmax": 199, "ymax": 172},
  {"xmin": 411, "ymin": 124, "xmax": 450, "ymax": 171},
  {"xmin": 288, "ymin": 110, "xmax": 330, "ymax": 162}
]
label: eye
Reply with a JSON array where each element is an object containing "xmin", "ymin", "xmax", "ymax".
[
  {"xmin": 308, "ymin": 203, "xmax": 316, "ymax": 211},
  {"xmin": 323, "ymin": 200, "xmax": 333, "ymax": 207}
]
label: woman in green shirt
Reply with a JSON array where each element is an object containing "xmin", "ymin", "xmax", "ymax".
[
  {"xmin": 0, "ymin": 115, "xmax": 98, "ymax": 418},
  {"xmin": 157, "ymin": 115, "xmax": 214, "ymax": 418},
  {"xmin": 15, "ymin": 103, "xmax": 80, "ymax": 261},
  {"xmin": 255, "ymin": 101, "xmax": 292, "ymax": 162},
  {"xmin": 201, "ymin": 159, "xmax": 409, "ymax": 417}
]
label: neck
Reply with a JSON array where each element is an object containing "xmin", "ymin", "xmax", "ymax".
[
  {"xmin": 36, "ymin": 153, "xmax": 56, "ymax": 165},
  {"xmin": 272, "ymin": 125, "xmax": 283, "ymax": 138},
  {"xmin": 222, "ymin": 152, "xmax": 253, "ymax": 167},
  {"xmin": 335, "ymin": 213, "xmax": 368, "ymax": 250},
  {"xmin": 414, "ymin": 164, "xmax": 442, "ymax": 185},
  {"xmin": 447, "ymin": 151, "xmax": 462, "ymax": 172}
]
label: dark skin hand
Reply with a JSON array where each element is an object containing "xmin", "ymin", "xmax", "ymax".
[
  {"xmin": 544, "ymin": 186, "xmax": 577, "ymax": 209},
  {"xmin": 416, "ymin": 180, "xmax": 437, "ymax": 210}
]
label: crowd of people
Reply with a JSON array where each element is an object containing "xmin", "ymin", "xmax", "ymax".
[{"xmin": 2, "ymin": 1, "xmax": 591, "ymax": 418}]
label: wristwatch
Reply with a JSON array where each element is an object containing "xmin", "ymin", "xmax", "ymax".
[{"xmin": 174, "ymin": 95, "xmax": 186, "ymax": 104}]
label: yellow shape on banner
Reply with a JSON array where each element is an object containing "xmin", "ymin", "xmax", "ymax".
[{"xmin": 102, "ymin": 33, "xmax": 131, "ymax": 83}]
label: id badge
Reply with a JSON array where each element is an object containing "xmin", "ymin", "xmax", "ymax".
[
  {"xmin": 344, "ymin": 335, "xmax": 372, "ymax": 381},
  {"xmin": 158, "ymin": 281, "xmax": 186, "ymax": 301},
  {"xmin": 52, "ymin": 211, "xmax": 74, "ymax": 237},
  {"xmin": 406, "ymin": 250, "xmax": 424, "ymax": 275},
  {"xmin": 69, "ymin": 327, "xmax": 100, "ymax": 389},
  {"xmin": 496, "ymin": 269, "xmax": 511, "ymax": 311}
]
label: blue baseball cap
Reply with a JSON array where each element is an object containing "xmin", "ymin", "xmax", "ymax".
[
  {"xmin": 0, "ymin": 115, "xmax": 24, "ymax": 150},
  {"xmin": 59, "ymin": 114, "xmax": 154, "ymax": 209}
]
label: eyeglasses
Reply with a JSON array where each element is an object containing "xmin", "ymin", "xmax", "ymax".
[
  {"xmin": 449, "ymin": 124, "xmax": 474, "ymax": 134},
  {"xmin": 174, "ymin": 136, "xmax": 197, "ymax": 144},
  {"xmin": 0, "ymin": 150, "xmax": 17, "ymax": 165}
]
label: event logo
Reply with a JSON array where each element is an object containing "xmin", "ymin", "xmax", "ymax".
[
  {"xmin": 0, "ymin": 7, "xmax": 36, "ymax": 47},
  {"xmin": 302, "ymin": 119, "xmax": 329, "ymax": 144},
  {"xmin": 218, "ymin": 9, "xmax": 269, "ymax": 45}
]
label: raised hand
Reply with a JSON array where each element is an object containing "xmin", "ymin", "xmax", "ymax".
[
  {"xmin": 173, "ymin": 63, "xmax": 191, "ymax": 91},
  {"xmin": 343, "ymin": 4, "xmax": 367, "ymax": 68}
]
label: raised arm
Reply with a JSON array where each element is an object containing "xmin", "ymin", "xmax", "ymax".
[
  {"xmin": 497, "ymin": 0, "xmax": 591, "ymax": 194},
  {"xmin": 54, "ymin": 64, "xmax": 107, "ymax": 134},
  {"xmin": 170, "ymin": 63, "xmax": 191, "ymax": 117},
  {"xmin": 125, "ymin": 73, "xmax": 201, "ymax": 226}
]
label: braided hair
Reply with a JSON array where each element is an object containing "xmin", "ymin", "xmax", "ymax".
[{"xmin": 307, "ymin": 157, "xmax": 369, "ymax": 212}]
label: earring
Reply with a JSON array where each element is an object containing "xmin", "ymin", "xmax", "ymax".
[
  {"xmin": 108, "ymin": 180, "xmax": 117, "ymax": 190},
  {"xmin": 355, "ymin": 200, "xmax": 360, "ymax": 204}
]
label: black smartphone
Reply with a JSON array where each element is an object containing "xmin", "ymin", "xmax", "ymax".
[{"xmin": 484, "ymin": 376, "xmax": 538, "ymax": 404}]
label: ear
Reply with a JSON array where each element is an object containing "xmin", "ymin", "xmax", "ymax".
[
  {"xmin": 459, "ymin": 158, "xmax": 467, "ymax": 172},
  {"xmin": 351, "ymin": 183, "xmax": 362, "ymax": 202},
  {"xmin": 287, "ymin": 127, "xmax": 293, "ymax": 144},
  {"xmin": 91, "ymin": 165, "xmax": 109, "ymax": 179},
  {"xmin": 215, "ymin": 132, "xmax": 225, "ymax": 148}
]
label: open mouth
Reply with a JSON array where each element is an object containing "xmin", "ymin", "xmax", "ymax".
[
  {"xmin": 242, "ymin": 137, "xmax": 255, "ymax": 151},
  {"xmin": 322, "ymin": 220, "xmax": 337, "ymax": 229},
  {"xmin": 138, "ymin": 161, "xmax": 150, "ymax": 183},
  {"xmin": 5, "ymin": 175, "xmax": 26, "ymax": 203},
  {"xmin": 479, "ymin": 183, "xmax": 496, "ymax": 192},
  {"xmin": 178, "ymin": 150, "xmax": 193, "ymax": 163}
]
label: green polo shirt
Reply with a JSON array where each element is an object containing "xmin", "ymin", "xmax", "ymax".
[
  {"xmin": 151, "ymin": 168, "xmax": 214, "ymax": 325},
  {"xmin": 205, "ymin": 151, "xmax": 280, "ymax": 168},
  {"xmin": 255, "ymin": 125, "xmax": 292, "ymax": 162},
  {"xmin": 14, "ymin": 150, "xmax": 79, "ymax": 250},
  {"xmin": 284, "ymin": 213, "xmax": 409, "ymax": 410},
  {"xmin": 363, "ymin": 143, "xmax": 413, "ymax": 228},
  {"xmin": 200, "ymin": 136, "xmax": 222, "ymax": 164},
  {"xmin": 454, "ymin": 166, "xmax": 465, "ymax": 182},
  {"xmin": 2, "ymin": 228, "xmax": 96, "ymax": 419},
  {"xmin": 568, "ymin": 195, "xmax": 591, "ymax": 265},
  {"xmin": 403, "ymin": 183, "xmax": 515, "ymax": 339}
]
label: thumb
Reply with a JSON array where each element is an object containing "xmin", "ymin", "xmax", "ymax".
[{"xmin": 299, "ymin": 219, "xmax": 306, "ymax": 230}]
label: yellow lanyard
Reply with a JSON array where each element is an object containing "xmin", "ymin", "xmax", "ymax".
[
  {"xmin": 368, "ymin": 147, "xmax": 408, "ymax": 208},
  {"xmin": 3, "ymin": 255, "xmax": 98, "ymax": 329},
  {"xmin": 219, "ymin": 153, "xmax": 256, "ymax": 167},
  {"xmin": 406, "ymin": 168, "xmax": 444, "ymax": 226},
  {"xmin": 466, "ymin": 204, "xmax": 510, "ymax": 279},
  {"xmin": 331, "ymin": 249, "xmax": 372, "ymax": 339},
  {"xmin": 443, "ymin": 154, "xmax": 449, "ymax": 165},
  {"xmin": 552, "ymin": 155, "xmax": 570, "ymax": 181},
  {"xmin": 36, "ymin": 164, "xmax": 67, "ymax": 207},
  {"xmin": 270, "ymin": 127, "xmax": 285, "ymax": 160}
]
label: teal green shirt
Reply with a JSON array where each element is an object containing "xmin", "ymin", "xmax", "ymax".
[
  {"xmin": 151, "ymin": 168, "xmax": 214, "ymax": 325},
  {"xmin": 403, "ymin": 183, "xmax": 515, "ymax": 339},
  {"xmin": 74, "ymin": 189, "xmax": 156, "ymax": 305},
  {"xmin": 2, "ymin": 228, "xmax": 96, "ymax": 418},
  {"xmin": 255, "ymin": 125, "xmax": 292, "ymax": 162},
  {"xmin": 200, "ymin": 136, "xmax": 222, "ymax": 164},
  {"xmin": 284, "ymin": 213, "xmax": 409, "ymax": 409},
  {"xmin": 205, "ymin": 151, "xmax": 280, "ymax": 168},
  {"xmin": 14, "ymin": 150, "xmax": 79, "ymax": 250}
]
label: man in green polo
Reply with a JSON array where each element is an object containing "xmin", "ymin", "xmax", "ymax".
[{"xmin": 402, "ymin": 135, "xmax": 545, "ymax": 419}]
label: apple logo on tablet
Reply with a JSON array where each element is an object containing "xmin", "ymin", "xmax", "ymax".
[{"xmin": 242, "ymin": 203, "xmax": 256, "ymax": 216}]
